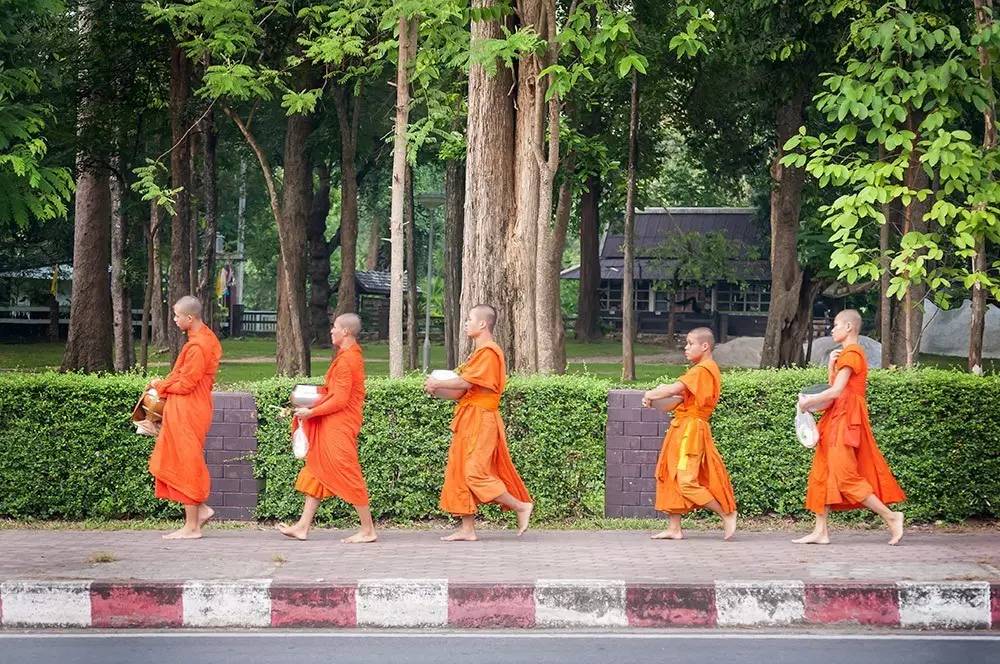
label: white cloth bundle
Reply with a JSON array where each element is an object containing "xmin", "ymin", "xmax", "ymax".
[
  {"xmin": 292, "ymin": 426, "xmax": 309, "ymax": 459},
  {"xmin": 795, "ymin": 407, "xmax": 819, "ymax": 448}
]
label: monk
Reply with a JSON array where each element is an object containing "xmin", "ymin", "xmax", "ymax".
[
  {"xmin": 277, "ymin": 314, "xmax": 376, "ymax": 543},
  {"xmin": 147, "ymin": 296, "xmax": 223, "ymax": 539},
  {"xmin": 642, "ymin": 327, "xmax": 737, "ymax": 541},
  {"xmin": 795, "ymin": 309, "xmax": 906, "ymax": 545},
  {"xmin": 423, "ymin": 304, "xmax": 533, "ymax": 541}
]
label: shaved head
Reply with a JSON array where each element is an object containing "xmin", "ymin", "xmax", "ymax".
[
  {"xmin": 836, "ymin": 308, "xmax": 862, "ymax": 332},
  {"xmin": 173, "ymin": 296, "xmax": 202, "ymax": 318},
  {"xmin": 470, "ymin": 304, "xmax": 497, "ymax": 332},
  {"xmin": 688, "ymin": 327, "xmax": 715, "ymax": 349},
  {"xmin": 335, "ymin": 313, "xmax": 362, "ymax": 336}
]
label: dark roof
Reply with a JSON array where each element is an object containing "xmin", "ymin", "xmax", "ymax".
[
  {"xmin": 602, "ymin": 207, "xmax": 765, "ymax": 259},
  {"xmin": 355, "ymin": 271, "xmax": 420, "ymax": 295},
  {"xmin": 562, "ymin": 207, "xmax": 770, "ymax": 282}
]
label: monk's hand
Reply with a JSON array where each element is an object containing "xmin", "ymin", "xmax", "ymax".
[
  {"xmin": 641, "ymin": 391, "xmax": 653, "ymax": 408},
  {"xmin": 424, "ymin": 378, "xmax": 439, "ymax": 395},
  {"xmin": 798, "ymin": 394, "xmax": 812, "ymax": 411},
  {"xmin": 828, "ymin": 349, "xmax": 841, "ymax": 366},
  {"xmin": 294, "ymin": 407, "xmax": 313, "ymax": 420}
]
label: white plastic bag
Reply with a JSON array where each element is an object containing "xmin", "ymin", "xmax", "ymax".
[
  {"xmin": 795, "ymin": 407, "xmax": 819, "ymax": 449},
  {"xmin": 292, "ymin": 426, "xmax": 309, "ymax": 459}
]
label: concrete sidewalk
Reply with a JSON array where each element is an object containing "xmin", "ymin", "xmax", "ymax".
[{"xmin": 1, "ymin": 529, "xmax": 997, "ymax": 630}]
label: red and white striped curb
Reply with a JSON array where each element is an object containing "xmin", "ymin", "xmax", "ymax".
[{"xmin": 0, "ymin": 580, "xmax": 997, "ymax": 630}]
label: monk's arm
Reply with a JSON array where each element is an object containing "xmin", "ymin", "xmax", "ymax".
[
  {"xmin": 643, "ymin": 381, "xmax": 689, "ymax": 402},
  {"xmin": 158, "ymin": 347, "xmax": 206, "ymax": 395},
  {"xmin": 799, "ymin": 367, "xmax": 851, "ymax": 410},
  {"xmin": 303, "ymin": 359, "xmax": 353, "ymax": 418},
  {"xmin": 427, "ymin": 375, "xmax": 473, "ymax": 391}
]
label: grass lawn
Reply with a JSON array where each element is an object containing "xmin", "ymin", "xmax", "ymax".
[
  {"xmin": 4, "ymin": 338, "xmax": 989, "ymax": 386},
  {"xmin": 0, "ymin": 337, "xmax": 679, "ymax": 386}
]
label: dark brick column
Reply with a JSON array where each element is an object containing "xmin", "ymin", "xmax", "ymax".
[
  {"xmin": 605, "ymin": 389, "xmax": 670, "ymax": 518},
  {"xmin": 206, "ymin": 392, "xmax": 259, "ymax": 520}
]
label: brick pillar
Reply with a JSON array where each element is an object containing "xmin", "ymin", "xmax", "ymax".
[
  {"xmin": 206, "ymin": 392, "xmax": 259, "ymax": 520},
  {"xmin": 605, "ymin": 389, "xmax": 670, "ymax": 518}
]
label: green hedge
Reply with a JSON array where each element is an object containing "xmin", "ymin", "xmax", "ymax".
[
  {"xmin": 706, "ymin": 368, "xmax": 1000, "ymax": 522},
  {"xmin": 245, "ymin": 375, "xmax": 609, "ymax": 524},
  {"xmin": 0, "ymin": 372, "xmax": 173, "ymax": 519},
  {"xmin": 0, "ymin": 369, "xmax": 997, "ymax": 524}
]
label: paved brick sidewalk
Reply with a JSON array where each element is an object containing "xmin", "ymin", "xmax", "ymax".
[
  {"xmin": 2, "ymin": 529, "xmax": 997, "ymax": 630},
  {"xmin": 1, "ymin": 529, "xmax": 997, "ymax": 583}
]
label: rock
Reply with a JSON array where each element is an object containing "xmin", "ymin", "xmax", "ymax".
[
  {"xmin": 808, "ymin": 335, "xmax": 882, "ymax": 369},
  {"xmin": 713, "ymin": 336, "xmax": 764, "ymax": 368},
  {"xmin": 920, "ymin": 300, "xmax": 1000, "ymax": 359}
]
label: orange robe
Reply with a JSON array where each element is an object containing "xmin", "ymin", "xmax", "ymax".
[
  {"xmin": 148, "ymin": 325, "xmax": 222, "ymax": 505},
  {"xmin": 439, "ymin": 341, "xmax": 531, "ymax": 516},
  {"xmin": 804, "ymin": 344, "xmax": 905, "ymax": 514},
  {"xmin": 654, "ymin": 359, "xmax": 736, "ymax": 515},
  {"xmin": 293, "ymin": 343, "xmax": 369, "ymax": 506}
]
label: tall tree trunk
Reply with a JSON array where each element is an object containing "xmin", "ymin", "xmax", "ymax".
[
  {"xmin": 621, "ymin": 71, "xmax": 639, "ymax": 382},
  {"xmin": 141, "ymin": 201, "xmax": 163, "ymax": 371},
  {"xmin": 110, "ymin": 163, "xmax": 133, "ymax": 371},
  {"xmin": 575, "ymin": 171, "xmax": 603, "ymax": 341},
  {"xmin": 189, "ymin": 130, "xmax": 199, "ymax": 296},
  {"xmin": 364, "ymin": 211, "xmax": 383, "ymax": 271},
  {"xmin": 537, "ymin": 164, "xmax": 573, "ymax": 374},
  {"xmin": 223, "ymin": 106, "xmax": 311, "ymax": 376},
  {"xmin": 389, "ymin": 16, "xmax": 417, "ymax": 377},
  {"xmin": 443, "ymin": 158, "xmax": 465, "ymax": 368},
  {"xmin": 308, "ymin": 163, "xmax": 333, "ymax": 345},
  {"xmin": 404, "ymin": 164, "xmax": 418, "ymax": 370},
  {"xmin": 879, "ymin": 159, "xmax": 893, "ymax": 368},
  {"xmin": 889, "ymin": 112, "xmax": 930, "ymax": 367},
  {"xmin": 274, "ymin": 112, "xmax": 314, "ymax": 376},
  {"xmin": 62, "ymin": 6, "xmax": 112, "ymax": 372},
  {"xmin": 197, "ymin": 104, "xmax": 219, "ymax": 330},
  {"xmin": 760, "ymin": 95, "xmax": 807, "ymax": 367},
  {"xmin": 970, "ymin": 0, "xmax": 995, "ymax": 372},
  {"xmin": 167, "ymin": 42, "xmax": 192, "ymax": 358},
  {"xmin": 461, "ymin": 1, "xmax": 517, "ymax": 360},
  {"xmin": 786, "ymin": 274, "xmax": 826, "ymax": 367},
  {"xmin": 509, "ymin": 0, "xmax": 548, "ymax": 373},
  {"xmin": 150, "ymin": 202, "xmax": 168, "ymax": 349},
  {"xmin": 62, "ymin": 166, "xmax": 113, "ymax": 372},
  {"xmin": 533, "ymin": 4, "xmax": 567, "ymax": 375},
  {"xmin": 333, "ymin": 87, "xmax": 362, "ymax": 317}
]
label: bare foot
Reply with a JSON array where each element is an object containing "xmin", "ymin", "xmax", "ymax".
[
  {"xmin": 650, "ymin": 530, "xmax": 684, "ymax": 540},
  {"xmin": 516, "ymin": 503, "xmax": 533, "ymax": 536},
  {"xmin": 722, "ymin": 511, "xmax": 737, "ymax": 541},
  {"xmin": 197, "ymin": 505, "xmax": 215, "ymax": 528},
  {"xmin": 440, "ymin": 530, "xmax": 478, "ymax": 542},
  {"xmin": 792, "ymin": 531, "xmax": 830, "ymax": 545},
  {"xmin": 342, "ymin": 531, "xmax": 378, "ymax": 544},
  {"xmin": 276, "ymin": 522, "xmax": 308, "ymax": 541},
  {"xmin": 162, "ymin": 526, "xmax": 202, "ymax": 540},
  {"xmin": 887, "ymin": 511, "xmax": 904, "ymax": 546}
]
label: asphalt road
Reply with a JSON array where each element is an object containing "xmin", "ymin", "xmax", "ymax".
[{"xmin": 1, "ymin": 631, "xmax": 997, "ymax": 664}]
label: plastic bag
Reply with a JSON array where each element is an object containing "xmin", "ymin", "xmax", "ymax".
[
  {"xmin": 292, "ymin": 426, "xmax": 309, "ymax": 459},
  {"xmin": 795, "ymin": 407, "xmax": 819, "ymax": 448}
]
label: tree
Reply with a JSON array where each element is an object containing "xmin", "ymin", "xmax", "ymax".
[
  {"xmin": 0, "ymin": 1, "xmax": 74, "ymax": 236},
  {"xmin": 621, "ymin": 69, "xmax": 639, "ymax": 381},
  {"xmin": 389, "ymin": 13, "xmax": 417, "ymax": 378},
  {"xmin": 786, "ymin": 1, "xmax": 1000, "ymax": 368},
  {"xmin": 649, "ymin": 230, "xmax": 744, "ymax": 340},
  {"xmin": 63, "ymin": 2, "xmax": 114, "ymax": 372}
]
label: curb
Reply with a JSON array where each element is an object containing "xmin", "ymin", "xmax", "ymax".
[{"xmin": 0, "ymin": 580, "xmax": 997, "ymax": 630}]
